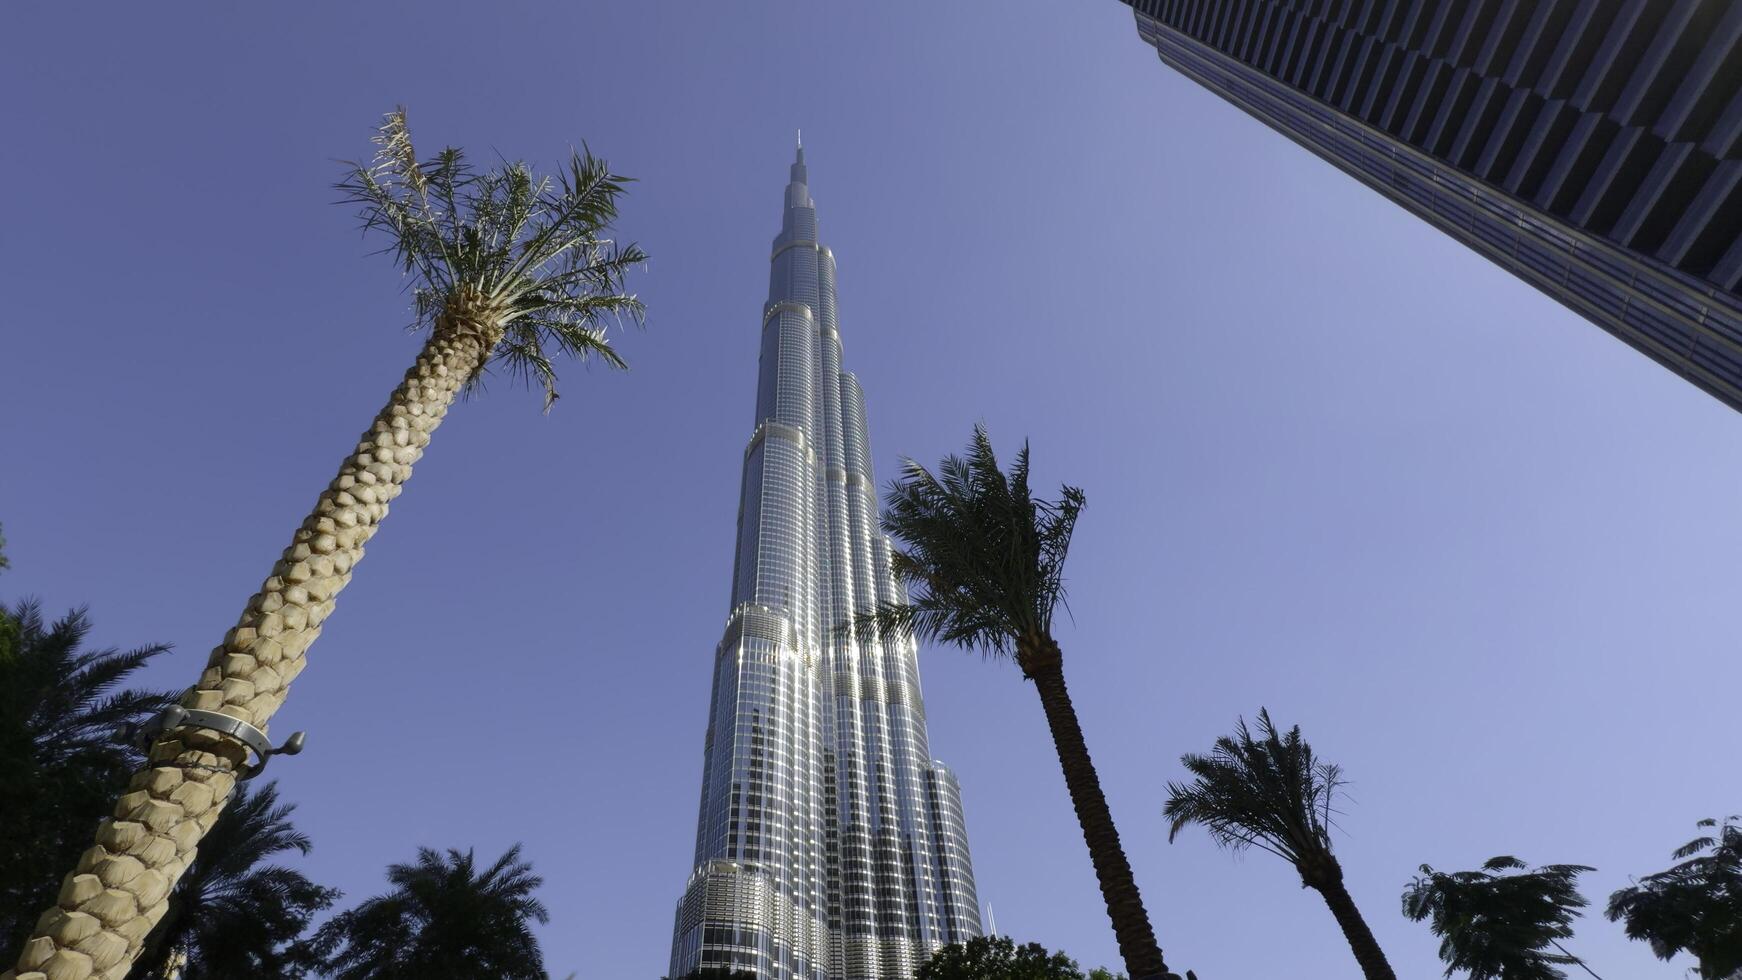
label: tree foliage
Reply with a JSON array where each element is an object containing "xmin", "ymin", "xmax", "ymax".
[
  {"xmin": 337, "ymin": 107, "xmax": 645, "ymax": 410},
  {"xmin": 917, "ymin": 935, "xmax": 1087, "ymax": 980},
  {"xmin": 1402, "ymin": 856, "xmax": 1596, "ymax": 980},
  {"xmin": 1163, "ymin": 708, "xmax": 1343, "ymax": 876},
  {"xmin": 856, "ymin": 424, "xmax": 1082, "ymax": 660},
  {"xmin": 313, "ymin": 844, "xmax": 549, "ymax": 979},
  {"xmin": 0, "ymin": 600, "xmax": 177, "ymax": 957},
  {"xmin": 127, "ymin": 781, "xmax": 337, "ymax": 979},
  {"xmin": 0, "ymin": 527, "xmax": 14, "ymax": 664},
  {"xmin": 1606, "ymin": 816, "xmax": 1742, "ymax": 979}
]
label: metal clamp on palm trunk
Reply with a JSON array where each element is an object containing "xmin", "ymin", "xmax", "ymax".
[{"xmin": 130, "ymin": 705, "xmax": 306, "ymax": 779}]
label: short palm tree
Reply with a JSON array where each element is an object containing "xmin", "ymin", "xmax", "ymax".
[
  {"xmin": 861, "ymin": 426, "xmax": 1180, "ymax": 980},
  {"xmin": 1403, "ymin": 856, "xmax": 1602, "ymax": 980},
  {"xmin": 1162, "ymin": 709, "xmax": 1395, "ymax": 980},
  {"xmin": 313, "ymin": 844, "xmax": 548, "ymax": 980},
  {"xmin": 7, "ymin": 108, "xmax": 643, "ymax": 980},
  {"xmin": 0, "ymin": 601, "xmax": 175, "ymax": 959},
  {"xmin": 128, "ymin": 781, "xmax": 337, "ymax": 980},
  {"xmin": 1606, "ymin": 816, "xmax": 1742, "ymax": 979}
]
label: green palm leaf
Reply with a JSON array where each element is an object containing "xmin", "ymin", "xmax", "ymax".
[
  {"xmin": 336, "ymin": 107, "xmax": 645, "ymax": 411},
  {"xmin": 853, "ymin": 424, "xmax": 1082, "ymax": 662},
  {"xmin": 314, "ymin": 843, "xmax": 550, "ymax": 980},
  {"xmin": 1163, "ymin": 709, "xmax": 1343, "ymax": 867}
]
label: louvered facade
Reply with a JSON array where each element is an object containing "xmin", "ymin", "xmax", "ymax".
[
  {"xmin": 668, "ymin": 145, "xmax": 981, "ymax": 980},
  {"xmin": 1124, "ymin": 0, "xmax": 1742, "ymax": 411}
]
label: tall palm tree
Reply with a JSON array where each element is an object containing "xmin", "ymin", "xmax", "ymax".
[
  {"xmin": 313, "ymin": 844, "xmax": 548, "ymax": 980},
  {"xmin": 127, "ymin": 781, "xmax": 337, "ymax": 980},
  {"xmin": 1606, "ymin": 816, "xmax": 1742, "ymax": 979},
  {"xmin": 1162, "ymin": 709, "xmax": 1395, "ymax": 980},
  {"xmin": 6, "ymin": 108, "xmax": 643, "ymax": 980},
  {"xmin": 0, "ymin": 601, "xmax": 175, "ymax": 960},
  {"xmin": 1403, "ymin": 856, "xmax": 1602, "ymax": 980},
  {"xmin": 861, "ymin": 426, "xmax": 1182, "ymax": 980}
]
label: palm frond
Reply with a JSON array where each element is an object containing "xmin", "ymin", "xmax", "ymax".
[{"xmin": 0, "ymin": 599, "xmax": 175, "ymax": 763}]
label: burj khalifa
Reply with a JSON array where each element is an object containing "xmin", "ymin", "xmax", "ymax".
[{"xmin": 668, "ymin": 143, "xmax": 981, "ymax": 980}]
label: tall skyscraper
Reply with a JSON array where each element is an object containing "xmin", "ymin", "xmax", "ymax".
[
  {"xmin": 668, "ymin": 144, "xmax": 981, "ymax": 980},
  {"xmin": 1121, "ymin": 0, "xmax": 1742, "ymax": 412}
]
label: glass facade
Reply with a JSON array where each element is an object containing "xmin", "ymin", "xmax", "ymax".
[
  {"xmin": 1125, "ymin": 0, "xmax": 1742, "ymax": 412},
  {"xmin": 670, "ymin": 147, "xmax": 982, "ymax": 980}
]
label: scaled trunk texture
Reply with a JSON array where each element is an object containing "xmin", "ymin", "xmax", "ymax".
[
  {"xmin": 1021, "ymin": 635, "xmax": 1173, "ymax": 980},
  {"xmin": 1311, "ymin": 874, "xmax": 1397, "ymax": 980},
  {"xmin": 5, "ymin": 318, "xmax": 496, "ymax": 980}
]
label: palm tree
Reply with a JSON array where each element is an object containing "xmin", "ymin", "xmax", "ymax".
[
  {"xmin": 313, "ymin": 844, "xmax": 548, "ymax": 980},
  {"xmin": 7, "ymin": 108, "xmax": 644, "ymax": 980},
  {"xmin": 1162, "ymin": 709, "xmax": 1395, "ymax": 980},
  {"xmin": 1606, "ymin": 816, "xmax": 1742, "ymax": 979},
  {"xmin": 860, "ymin": 426, "xmax": 1181, "ymax": 980},
  {"xmin": 127, "ymin": 781, "xmax": 337, "ymax": 979},
  {"xmin": 0, "ymin": 601, "xmax": 175, "ymax": 959},
  {"xmin": 1402, "ymin": 856, "xmax": 1602, "ymax": 980}
]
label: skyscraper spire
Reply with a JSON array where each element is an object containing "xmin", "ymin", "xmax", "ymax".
[{"xmin": 668, "ymin": 147, "xmax": 980, "ymax": 980}]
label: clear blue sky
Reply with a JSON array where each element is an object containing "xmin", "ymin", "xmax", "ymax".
[{"xmin": 2, "ymin": 3, "xmax": 1736, "ymax": 978}]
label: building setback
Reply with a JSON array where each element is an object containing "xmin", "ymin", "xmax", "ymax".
[
  {"xmin": 669, "ymin": 144, "xmax": 981, "ymax": 980},
  {"xmin": 1122, "ymin": 0, "xmax": 1742, "ymax": 411}
]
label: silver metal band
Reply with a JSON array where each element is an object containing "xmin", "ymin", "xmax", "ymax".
[{"xmin": 133, "ymin": 705, "xmax": 305, "ymax": 779}]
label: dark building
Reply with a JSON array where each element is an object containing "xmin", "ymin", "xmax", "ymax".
[{"xmin": 1122, "ymin": 0, "xmax": 1742, "ymax": 411}]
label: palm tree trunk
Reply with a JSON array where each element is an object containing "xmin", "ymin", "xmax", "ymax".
[
  {"xmin": 1311, "ymin": 877, "xmax": 1397, "ymax": 980},
  {"xmin": 1022, "ymin": 635, "xmax": 1173, "ymax": 980},
  {"xmin": 124, "ymin": 893, "xmax": 183, "ymax": 980},
  {"xmin": 5, "ymin": 318, "xmax": 497, "ymax": 980}
]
